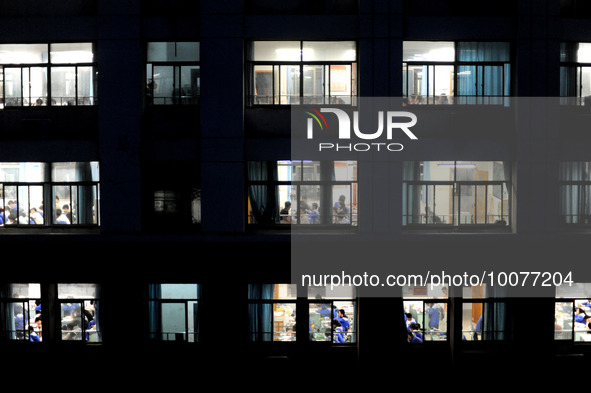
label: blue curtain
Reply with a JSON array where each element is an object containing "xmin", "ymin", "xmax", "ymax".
[
  {"xmin": 247, "ymin": 161, "xmax": 279, "ymax": 224},
  {"xmin": 483, "ymin": 286, "xmax": 506, "ymax": 340},
  {"xmin": 248, "ymin": 284, "xmax": 274, "ymax": 341},
  {"xmin": 457, "ymin": 42, "xmax": 510, "ymax": 99},
  {"xmin": 148, "ymin": 284, "xmax": 161, "ymax": 339}
]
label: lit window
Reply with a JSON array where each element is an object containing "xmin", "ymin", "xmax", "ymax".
[
  {"xmin": 148, "ymin": 284, "xmax": 200, "ymax": 342},
  {"xmin": 402, "ymin": 161, "xmax": 511, "ymax": 229},
  {"xmin": 560, "ymin": 162, "xmax": 591, "ymax": 225},
  {"xmin": 555, "ymin": 283, "xmax": 591, "ymax": 341},
  {"xmin": 0, "ymin": 43, "xmax": 96, "ymax": 108},
  {"xmin": 308, "ymin": 286, "xmax": 356, "ymax": 344},
  {"xmin": 403, "ymin": 41, "xmax": 511, "ymax": 105},
  {"xmin": 247, "ymin": 160, "xmax": 358, "ymax": 227},
  {"xmin": 248, "ymin": 284, "xmax": 297, "ymax": 342},
  {"xmin": 0, "ymin": 162, "xmax": 100, "ymax": 228},
  {"xmin": 0, "ymin": 283, "xmax": 42, "ymax": 342},
  {"xmin": 146, "ymin": 42, "xmax": 200, "ymax": 105},
  {"xmin": 560, "ymin": 42, "xmax": 591, "ymax": 105},
  {"xmin": 248, "ymin": 41, "xmax": 357, "ymax": 105},
  {"xmin": 461, "ymin": 285, "xmax": 506, "ymax": 341},
  {"xmin": 58, "ymin": 283, "xmax": 100, "ymax": 343},
  {"xmin": 403, "ymin": 285, "xmax": 448, "ymax": 342}
]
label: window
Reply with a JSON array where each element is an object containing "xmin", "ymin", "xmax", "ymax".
[
  {"xmin": 147, "ymin": 162, "xmax": 201, "ymax": 229},
  {"xmin": 146, "ymin": 42, "xmax": 200, "ymax": 105},
  {"xmin": 461, "ymin": 285, "xmax": 505, "ymax": 341},
  {"xmin": 247, "ymin": 160, "xmax": 358, "ymax": 227},
  {"xmin": 560, "ymin": 42, "xmax": 591, "ymax": 105},
  {"xmin": 0, "ymin": 43, "xmax": 96, "ymax": 108},
  {"xmin": 403, "ymin": 41, "xmax": 511, "ymax": 105},
  {"xmin": 403, "ymin": 285, "xmax": 448, "ymax": 342},
  {"xmin": 402, "ymin": 161, "xmax": 511, "ymax": 229},
  {"xmin": 0, "ymin": 162, "xmax": 99, "ymax": 228},
  {"xmin": 248, "ymin": 41, "xmax": 357, "ymax": 105},
  {"xmin": 560, "ymin": 162, "xmax": 591, "ymax": 225},
  {"xmin": 308, "ymin": 286, "xmax": 356, "ymax": 344},
  {"xmin": 248, "ymin": 284, "xmax": 296, "ymax": 342},
  {"xmin": 555, "ymin": 283, "xmax": 591, "ymax": 341},
  {"xmin": 148, "ymin": 284, "xmax": 200, "ymax": 342},
  {"xmin": 0, "ymin": 283, "xmax": 42, "ymax": 342},
  {"xmin": 58, "ymin": 283, "xmax": 100, "ymax": 342}
]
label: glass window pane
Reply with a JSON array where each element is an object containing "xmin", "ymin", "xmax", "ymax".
[
  {"xmin": 307, "ymin": 285, "xmax": 355, "ymax": 299},
  {"xmin": 329, "ymin": 64, "xmax": 353, "ymax": 104},
  {"xmin": 61, "ymin": 302, "xmax": 83, "ymax": 340},
  {"xmin": 77, "ymin": 66, "xmax": 95, "ymax": 105},
  {"xmin": 334, "ymin": 161, "xmax": 357, "ymax": 181},
  {"xmin": 58, "ymin": 283, "xmax": 98, "ymax": 299},
  {"xmin": 30, "ymin": 67, "xmax": 48, "ymax": 106},
  {"xmin": 402, "ymin": 285, "xmax": 448, "ymax": 299},
  {"xmin": 160, "ymin": 284, "xmax": 200, "ymax": 299},
  {"xmin": 299, "ymin": 185, "xmax": 321, "ymax": 224},
  {"xmin": 278, "ymin": 64, "xmax": 300, "ymax": 104},
  {"xmin": 462, "ymin": 302, "xmax": 483, "ymax": 341},
  {"xmin": 334, "ymin": 300, "xmax": 354, "ymax": 343},
  {"xmin": 253, "ymin": 65, "xmax": 273, "ymax": 104},
  {"xmin": 403, "ymin": 41, "xmax": 455, "ymax": 62},
  {"xmin": 147, "ymin": 42, "xmax": 199, "ymax": 62},
  {"xmin": 303, "ymin": 64, "xmax": 325, "ymax": 104},
  {"xmin": 404, "ymin": 300, "xmax": 424, "ymax": 330},
  {"xmin": 51, "ymin": 66, "xmax": 76, "ymax": 106},
  {"xmin": 180, "ymin": 65, "xmax": 199, "ymax": 104},
  {"xmin": 273, "ymin": 302, "xmax": 296, "ymax": 341},
  {"xmin": 152, "ymin": 65, "xmax": 174, "ymax": 105},
  {"xmin": 4, "ymin": 68, "xmax": 22, "ymax": 106},
  {"xmin": 332, "ymin": 186, "xmax": 353, "ymax": 224},
  {"xmin": 309, "ymin": 302, "xmax": 333, "ymax": 341},
  {"xmin": 4, "ymin": 283, "xmax": 41, "ymax": 298},
  {"xmin": 0, "ymin": 44, "xmax": 48, "ymax": 64},
  {"xmin": 52, "ymin": 162, "xmax": 99, "ymax": 182},
  {"xmin": 253, "ymin": 41, "xmax": 300, "ymax": 61},
  {"xmin": 555, "ymin": 301, "xmax": 573, "ymax": 340},
  {"xmin": 161, "ymin": 303, "xmax": 186, "ymax": 341},
  {"xmin": 424, "ymin": 302, "xmax": 447, "ymax": 340},
  {"xmin": 50, "ymin": 43, "xmax": 93, "ymax": 64},
  {"xmin": 302, "ymin": 41, "xmax": 356, "ymax": 61}
]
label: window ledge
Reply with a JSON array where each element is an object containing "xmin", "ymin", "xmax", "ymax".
[{"xmin": 402, "ymin": 225, "xmax": 513, "ymax": 235}]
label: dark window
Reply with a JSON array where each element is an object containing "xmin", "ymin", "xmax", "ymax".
[
  {"xmin": 146, "ymin": 42, "xmax": 200, "ymax": 105},
  {"xmin": 148, "ymin": 284, "xmax": 200, "ymax": 342}
]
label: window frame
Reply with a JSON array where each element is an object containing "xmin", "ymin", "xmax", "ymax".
[
  {"xmin": 402, "ymin": 161, "xmax": 512, "ymax": 230},
  {"xmin": 0, "ymin": 42, "xmax": 97, "ymax": 108},
  {"xmin": 0, "ymin": 161, "xmax": 100, "ymax": 229},
  {"xmin": 560, "ymin": 42, "xmax": 591, "ymax": 106},
  {"xmin": 146, "ymin": 41, "xmax": 200, "ymax": 106},
  {"xmin": 247, "ymin": 40, "xmax": 358, "ymax": 106},
  {"xmin": 147, "ymin": 283, "xmax": 201, "ymax": 343},
  {"xmin": 246, "ymin": 160, "xmax": 359, "ymax": 229},
  {"xmin": 0, "ymin": 283, "xmax": 42, "ymax": 342},
  {"xmin": 57, "ymin": 283, "xmax": 101, "ymax": 344},
  {"xmin": 402, "ymin": 41, "xmax": 511, "ymax": 105},
  {"xmin": 403, "ymin": 298, "xmax": 449, "ymax": 343},
  {"xmin": 248, "ymin": 283, "xmax": 297, "ymax": 342},
  {"xmin": 307, "ymin": 297, "xmax": 357, "ymax": 345}
]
